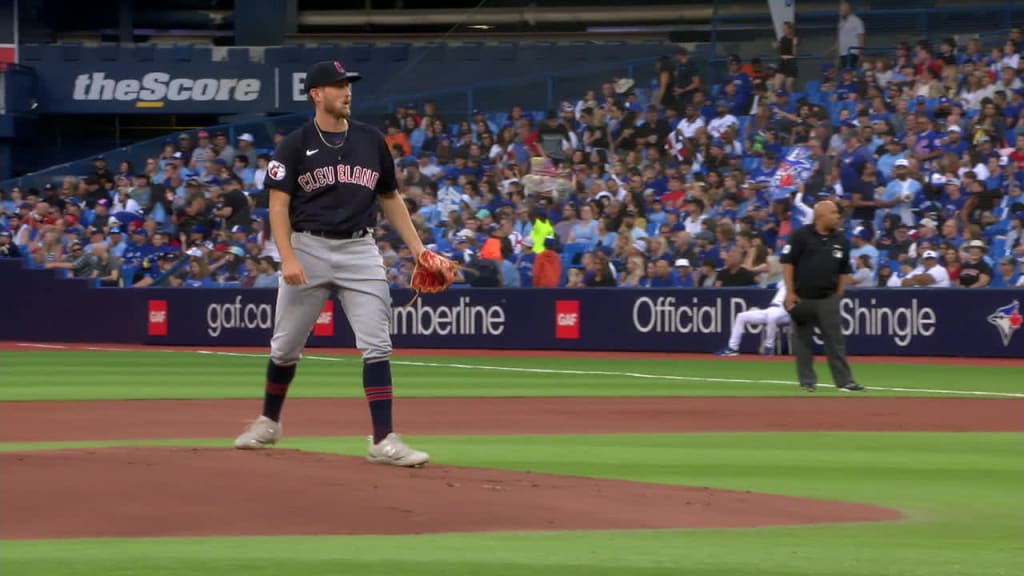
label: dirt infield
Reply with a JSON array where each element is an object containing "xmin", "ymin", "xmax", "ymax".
[
  {"xmin": 3, "ymin": 341, "xmax": 1024, "ymax": 366},
  {"xmin": 0, "ymin": 446, "xmax": 902, "ymax": 540},
  {"xmin": 0, "ymin": 341, "xmax": 1013, "ymax": 541}
]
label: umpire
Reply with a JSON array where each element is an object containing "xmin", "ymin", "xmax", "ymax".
[{"xmin": 780, "ymin": 200, "xmax": 864, "ymax": 392}]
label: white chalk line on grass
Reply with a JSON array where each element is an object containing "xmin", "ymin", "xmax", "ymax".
[
  {"xmin": 189, "ymin": 350, "xmax": 1024, "ymax": 399},
  {"xmin": 15, "ymin": 343, "xmax": 68, "ymax": 349}
]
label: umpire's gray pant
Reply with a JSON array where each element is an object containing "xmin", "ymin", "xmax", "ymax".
[{"xmin": 791, "ymin": 293, "xmax": 854, "ymax": 387}]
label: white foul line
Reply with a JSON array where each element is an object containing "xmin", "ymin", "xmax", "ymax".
[
  {"xmin": 190, "ymin": 350, "xmax": 1024, "ymax": 398},
  {"xmin": 15, "ymin": 343, "xmax": 68, "ymax": 349}
]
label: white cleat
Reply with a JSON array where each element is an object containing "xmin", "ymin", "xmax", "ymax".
[
  {"xmin": 367, "ymin": 433, "xmax": 430, "ymax": 467},
  {"xmin": 234, "ymin": 416, "xmax": 282, "ymax": 449}
]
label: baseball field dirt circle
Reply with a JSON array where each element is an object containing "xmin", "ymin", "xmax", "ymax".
[{"xmin": 1, "ymin": 447, "xmax": 901, "ymax": 539}]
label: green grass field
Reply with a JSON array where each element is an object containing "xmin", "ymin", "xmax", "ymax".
[{"xmin": 2, "ymin": 350, "xmax": 1022, "ymax": 576}]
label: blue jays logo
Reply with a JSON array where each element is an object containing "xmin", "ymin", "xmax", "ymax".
[
  {"xmin": 987, "ymin": 300, "xmax": 1023, "ymax": 347},
  {"xmin": 771, "ymin": 145, "xmax": 817, "ymax": 193}
]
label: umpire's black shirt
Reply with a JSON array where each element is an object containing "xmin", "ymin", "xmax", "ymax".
[
  {"xmin": 265, "ymin": 119, "xmax": 398, "ymax": 234},
  {"xmin": 780, "ymin": 224, "xmax": 852, "ymax": 299}
]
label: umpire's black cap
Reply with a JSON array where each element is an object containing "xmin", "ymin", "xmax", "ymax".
[{"xmin": 304, "ymin": 60, "xmax": 362, "ymax": 92}]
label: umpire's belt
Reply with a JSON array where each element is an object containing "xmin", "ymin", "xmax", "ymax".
[{"xmin": 295, "ymin": 227, "xmax": 373, "ymax": 240}]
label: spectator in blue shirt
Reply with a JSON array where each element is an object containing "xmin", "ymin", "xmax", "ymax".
[
  {"xmin": 833, "ymin": 67, "xmax": 859, "ymax": 101},
  {"xmin": 877, "ymin": 139, "xmax": 907, "ymax": 183},
  {"xmin": 726, "ymin": 54, "xmax": 753, "ymax": 108},
  {"xmin": 942, "ymin": 125, "xmax": 969, "ymax": 158},
  {"xmin": 991, "ymin": 256, "xmax": 1022, "ymax": 287},
  {"xmin": 881, "ymin": 159, "xmax": 923, "ymax": 227},
  {"xmin": 568, "ymin": 204, "xmax": 600, "ymax": 250},
  {"xmin": 673, "ymin": 258, "xmax": 696, "ymax": 287},
  {"xmin": 837, "ymin": 133, "xmax": 873, "ymax": 198}
]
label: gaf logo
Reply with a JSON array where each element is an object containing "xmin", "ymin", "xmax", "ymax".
[
  {"xmin": 555, "ymin": 300, "xmax": 580, "ymax": 340},
  {"xmin": 206, "ymin": 296, "xmax": 273, "ymax": 337},
  {"xmin": 313, "ymin": 299, "xmax": 335, "ymax": 337},
  {"xmin": 147, "ymin": 300, "xmax": 168, "ymax": 336},
  {"xmin": 72, "ymin": 72, "xmax": 261, "ymax": 105}
]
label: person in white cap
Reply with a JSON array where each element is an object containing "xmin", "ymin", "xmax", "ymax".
[
  {"xmin": 516, "ymin": 235, "xmax": 536, "ymax": 287},
  {"xmin": 715, "ymin": 283, "xmax": 791, "ymax": 356},
  {"xmin": 880, "ymin": 158, "xmax": 921, "ymax": 227},
  {"xmin": 958, "ymin": 239, "xmax": 992, "ymax": 288},
  {"xmin": 236, "ymin": 132, "xmax": 258, "ymax": 166},
  {"xmin": 899, "ymin": 250, "xmax": 952, "ymax": 287},
  {"xmin": 942, "ymin": 125, "xmax": 968, "ymax": 158},
  {"xmin": 673, "ymin": 258, "xmax": 695, "ymax": 287}
]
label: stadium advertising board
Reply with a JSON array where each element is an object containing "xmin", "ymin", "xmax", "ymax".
[
  {"xmin": 0, "ymin": 262, "xmax": 1019, "ymax": 356},
  {"xmin": 132, "ymin": 288, "xmax": 1021, "ymax": 357}
]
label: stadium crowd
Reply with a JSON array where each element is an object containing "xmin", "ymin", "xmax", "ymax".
[{"xmin": 2, "ymin": 15, "xmax": 1024, "ymax": 290}]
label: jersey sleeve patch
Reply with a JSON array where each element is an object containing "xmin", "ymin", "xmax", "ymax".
[{"xmin": 268, "ymin": 160, "xmax": 287, "ymax": 181}]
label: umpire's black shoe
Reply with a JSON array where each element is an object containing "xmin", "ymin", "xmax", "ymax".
[
  {"xmin": 837, "ymin": 383, "xmax": 866, "ymax": 392},
  {"xmin": 800, "ymin": 383, "xmax": 817, "ymax": 392}
]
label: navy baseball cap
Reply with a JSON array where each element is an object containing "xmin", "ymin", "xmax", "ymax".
[
  {"xmin": 304, "ymin": 60, "xmax": 362, "ymax": 91},
  {"xmin": 0, "ymin": 230, "xmax": 11, "ymax": 238}
]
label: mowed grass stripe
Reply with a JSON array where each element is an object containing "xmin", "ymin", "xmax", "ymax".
[{"xmin": 2, "ymin": 351, "xmax": 1024, "ymax": 401}]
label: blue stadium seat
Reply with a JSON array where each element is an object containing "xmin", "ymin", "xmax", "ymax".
[
  {"xmin": 174, "ymin": 44, "xmax": 194, "ymax": 62},
  {"xmin": 132, "ymin": 44, "xmax": 155, "ymax": 62},
  {"xmin": 269, "ymin": 44, "xmax": 302, "ymax": 64},
  {"xmin": 95, "ymin": 44, "xmax": 119, "ymax": 62},
  {"xmin": 226, "ymin": 48, "xmax": 249, "ymax": 65},
  {"xmin": 313, "ymin": 43, "xmax": 340, "ymax": 63},
  {"xmin": 19, "ymin": 44, "xmax": 41, "ymax": 61},
  {"xmin": 61, "ymin": 43, "xmax": 82, "ymax": 62},
  {"xmin": 380, "ymin": 43, "xmax": 410, "ymax": 63},
  {"xmin": 989, "ymin": 237, "xmax": 1008, "ymax": 257},
  {"xmin": 494, "ymin": 42, "xmax": 518, "ymax": 62},
  {"xmin": 453, "ymin": 42, "xmax": 482, "ymax": 62},
  {"xmin": 350, "ymin": 43, "xmax": 373, "ymax": 64},
  {"xmin": 417, "ymin": 42, "xmax": 445, "ymax": 63}
]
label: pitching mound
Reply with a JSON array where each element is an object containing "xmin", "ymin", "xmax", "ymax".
[{"xmin": 1, "ymin": 447, "xmax": 899, "ymax": 539}]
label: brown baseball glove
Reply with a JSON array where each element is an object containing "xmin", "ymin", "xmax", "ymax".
[{"xmin": 409, "ymin": 250, "xmax": 458, "ymax": 294}]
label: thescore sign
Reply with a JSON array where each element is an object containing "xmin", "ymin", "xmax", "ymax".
[
  {"xmin": 72, "ymin": 73, "xmax": 262, "ymax": 105},
  {"xmin": 124, "ymin": 288, "xmax": 1024, "ymax": 357}
]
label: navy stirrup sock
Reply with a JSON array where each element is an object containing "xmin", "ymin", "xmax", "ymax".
[
  {"xmin": 363, "ymin": 360, "xmax": 394, "ymax": 444},
  {"xmin": 262, "ymin": 360, "xmax": 296, "ymax": 422}
]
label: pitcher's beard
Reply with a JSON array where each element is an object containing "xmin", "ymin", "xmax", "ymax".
[{"xmin": 324, "ymin": 101, "xmax": 351, "ymax": 120}]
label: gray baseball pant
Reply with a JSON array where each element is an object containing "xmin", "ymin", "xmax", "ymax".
[
  {"xmin": 790, "ymin": 293, "xmax": 854, "ymax": 387},
  {"xmin": 269, "ymin": 232, "xmax": 392, "ymax": 366}
]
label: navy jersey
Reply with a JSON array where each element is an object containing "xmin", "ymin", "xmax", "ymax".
[{"xmin": 265, "ymin": 120, "xmax": 398, "ymax": 233}]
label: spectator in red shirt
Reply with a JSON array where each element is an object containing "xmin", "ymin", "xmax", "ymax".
[
  {"xmin": 1009, "ymin": 134, "xmax": 1024, "ymax": 171},
  {"xmin": 532, "ymin": 237, "xmax": 562, "ymax": 287}
]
